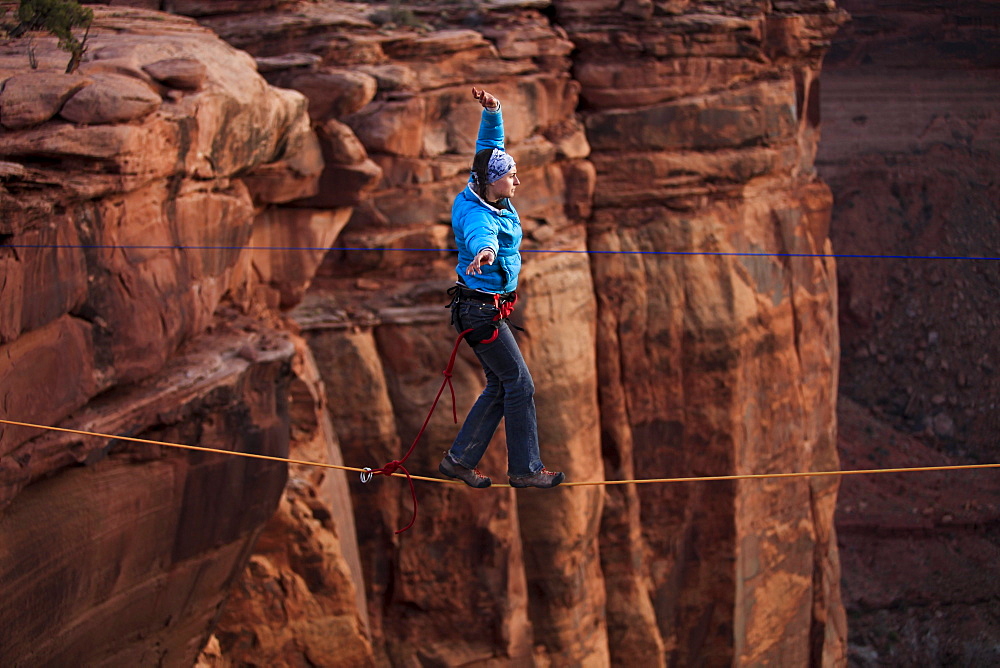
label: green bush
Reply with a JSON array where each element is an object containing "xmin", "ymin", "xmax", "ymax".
[{"xmin": 15, "ymin": 0, "xmax": 93, "ymax": 73}]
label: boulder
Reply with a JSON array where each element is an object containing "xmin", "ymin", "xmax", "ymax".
[
  {"xmin": 299, "ymin": 158, "xmax": 383, "ymax": 208},
  {"xmin": 59, "ymin": 74, "xmax": 162, "ymax": 125},
  {"xmin": 315, "ymin": 117, "xmax": 370, "ymax": 165},
  {"xmin": 142, "ymin": 57, "xmax": 208, "ymax": 90},
  {"xmin": 355, "ymin": 62, "xmax": 419, "ymax": 93},
  {"xmin": 268, "ymin": 67, "xmax": 378, "ymax": 121},
  {"xmin": 0, "ymin": 72, "xmax": 91, "ymax": 130},
  {"xmin": 345, "ymin": 95, "xmax": 426, "ymax": 157},
  {"xmin": 242, "ymin": 111, "xmax": 325, "ymax": 204}
]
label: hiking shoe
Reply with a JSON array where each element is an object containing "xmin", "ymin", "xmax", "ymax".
[
  {"xmin": 439, "ymin": 456, "xmax": 492, "ymax": 488},
  {"xmin": 509, "ymin": 468, "xmax": 565, "ymax": 488}
]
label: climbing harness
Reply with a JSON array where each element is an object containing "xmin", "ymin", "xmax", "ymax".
[
  {"xmin": 0, "ymin": 287, "xmax": 526, "ymax": 535},
  {"xmin": 3, "ymin": 281, "xmax": 996, "ymax": 532},
  {"xmin": 446, "ymin": 283, "xmax": 520, "ymax": 347}
]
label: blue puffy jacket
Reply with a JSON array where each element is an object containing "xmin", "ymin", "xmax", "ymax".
[{"xmin": 452, "ymin": 104, "xmax": 522, "ymax": 294}]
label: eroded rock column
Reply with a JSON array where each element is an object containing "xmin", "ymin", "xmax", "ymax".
[{"xmin": 555, "ymin": 1, "xmax": 848, "ymax": 664}]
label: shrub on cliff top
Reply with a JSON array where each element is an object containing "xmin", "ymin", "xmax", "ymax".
[{"xmin": 12, "ymin": 0, "xmax": 93, "ymax": 73}]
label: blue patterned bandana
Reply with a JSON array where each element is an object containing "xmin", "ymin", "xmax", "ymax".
[{"xmin": 486, "ymin": 149, "xmax": 516, "ymax": 183}]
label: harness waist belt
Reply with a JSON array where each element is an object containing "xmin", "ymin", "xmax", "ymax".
[{"xmin": 454, "ymin": 285, "xmax": 514, "ymax": 304}]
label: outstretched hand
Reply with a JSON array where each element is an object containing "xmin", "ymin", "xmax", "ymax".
[
  {"xmin": 465, "ymin": 248, "xmax": 496, "ymax": 275},
  {"xmin": 472, "ymin": 87, "xmax": 499, "ymax": 111}
]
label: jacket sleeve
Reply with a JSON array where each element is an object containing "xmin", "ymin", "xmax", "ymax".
[
  {"xmin": 463, "ymin": 210, "xmax": 500, "ymax": 259},
  {"xmin": 475, "ymin": 103, "xmax": 505, "ymax": 154}
]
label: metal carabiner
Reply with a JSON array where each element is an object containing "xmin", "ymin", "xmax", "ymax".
[{"xmin": 360, "ymin": 467, "xmax": 373, "ymax": 484}]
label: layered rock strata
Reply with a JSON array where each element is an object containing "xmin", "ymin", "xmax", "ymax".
[
  {"xmin": 2, "ymin": 1, "xmax": 853, "ymax": 666},
  {"xmin": 0, "ymin": 7, "xmax": 358, "ymax": 666},
  {"xmin": 557, "ymin": 2, "xmax": 848, "ymax": 664},
  {"xmin": 0, "ymin": 315, "xmax": 294, "ymax": 665},
  {"xmin": 191, "ymin": 0, "xmax": 848, "ymax": 665}
]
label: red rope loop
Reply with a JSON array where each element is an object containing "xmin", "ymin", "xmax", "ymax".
[
  {"xmin": 372, "ymin": 460, "xmax": 418, "ymax": 534},
  {"xmin": 370, "ymin": 328, "xmax": 472, "ymax": 533}
]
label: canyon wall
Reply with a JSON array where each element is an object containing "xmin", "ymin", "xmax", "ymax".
[
  {"xmin": 2, "ymin": 1, "xmax": 849, "ymax": 666},
  {"xmin": 820, "ymin": 0, "xmax": 1000, "ymax": 458},
  {"xmin": 818, "ymin": 1, "xmax": 1000, "ymax": 664},
  {"xmin": 561, "ymin": 3, "xmax": 846, "ymax": 664},
  {"xmin": 0, "ymin": 7, "xmax": 371, "ymax": 665}
]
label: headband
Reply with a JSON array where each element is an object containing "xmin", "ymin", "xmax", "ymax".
[{"xmin": 485, "ymin": 149, "xmax": 516, "ymax": 184}]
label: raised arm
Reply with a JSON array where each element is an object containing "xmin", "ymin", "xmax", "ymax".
[{"xmin": 471, "ymin": 86, "xmax": 505, "ymax": 153}]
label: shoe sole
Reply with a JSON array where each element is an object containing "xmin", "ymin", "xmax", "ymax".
[
  {"xmin": 439, "ymin": 462, "xmax": 491, "ymax": 488},
  {"xmin": 510, "ymin": 472, "xmax": 565, "ymax": 488}
]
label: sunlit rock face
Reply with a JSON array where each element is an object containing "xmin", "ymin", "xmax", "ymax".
[
  {"xmin": 0, "ymin": 316, "xmax": 295, "ymax": 666},
  {"xmin": 198, "ymin": 1, "xmax": 846, "ymax": 665},
  {"xmin": 0, "ymin": 7, "xmax": 331, "ymax": 666},
  {"xmin": 1, "ymin": 1, "xmax": 849, "ymax": 666},
  {"xmin": 555, "ymin": 1, "xmax": 848, "ymax": 664}
]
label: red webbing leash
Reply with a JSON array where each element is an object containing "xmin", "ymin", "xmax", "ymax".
[
  {"xmin": 368, "ymin": 291, "xmax": 519, "ymax": 533},
  {"xmin": 367, "ymin": 328, "xmax": 472, "ymax": 533}
]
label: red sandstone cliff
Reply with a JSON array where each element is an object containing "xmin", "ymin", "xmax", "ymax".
[
  {"xmin": 2, "ymin": 2, "xmax": 850, "ymax": 666},
  {"xmin": 0, "ymin": 6, "xmax": 371, "ymax": 664}
]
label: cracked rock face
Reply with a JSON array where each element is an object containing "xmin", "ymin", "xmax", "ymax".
[
  {"xmin": 0, "ymin": 7, "xmax": 337, "ymax": 666},
  {"xmin": 1, "ymin": 1, "xmax": 855, "ymax": 666},
  {"xmin": 193, "ymin": 1, "xmax": 846, "ymax": 665}
]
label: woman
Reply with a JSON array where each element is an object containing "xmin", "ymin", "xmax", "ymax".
[{"xmin": 438, "ymin": 87, "xmax": 565, "ymax": 489}]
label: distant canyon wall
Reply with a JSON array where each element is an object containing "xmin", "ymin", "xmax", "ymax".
[
  {"xmin": 1, "ymin": 2, "xmax": 848, "ymax": 666},
  {"xmin": 819, "ymin": 1, "xmax": 1000, "ymax": 665},
  {"xmin": 818, "ymin": 0, "xmax": 1000, "ymax": 458}
]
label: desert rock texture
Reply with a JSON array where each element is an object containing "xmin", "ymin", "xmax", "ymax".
[
  {"xmin": 1, "ymin": 2, "xmax": 852, "ymax": 666},
  {"xmin": 0, "ymin": 6, "xmax": 348, "ymax": 665}
]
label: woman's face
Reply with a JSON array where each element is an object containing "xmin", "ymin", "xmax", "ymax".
[{"xmin": 488, "ymin": 169, "xmax": 519, "ymax": 200}]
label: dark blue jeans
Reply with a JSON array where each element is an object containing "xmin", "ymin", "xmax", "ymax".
[{"xmin": 448, "ymin": 301, "xmax": 543, "ymax": 477}]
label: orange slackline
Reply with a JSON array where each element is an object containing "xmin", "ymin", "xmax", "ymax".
[{"xmin": 2, "ymin": 418, "xmax": 998, "ymax": 490}]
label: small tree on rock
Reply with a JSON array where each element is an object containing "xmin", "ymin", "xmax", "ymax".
[{"xmin": 13, "ymin": 0, "xmax": 93, "ymax": 73}]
